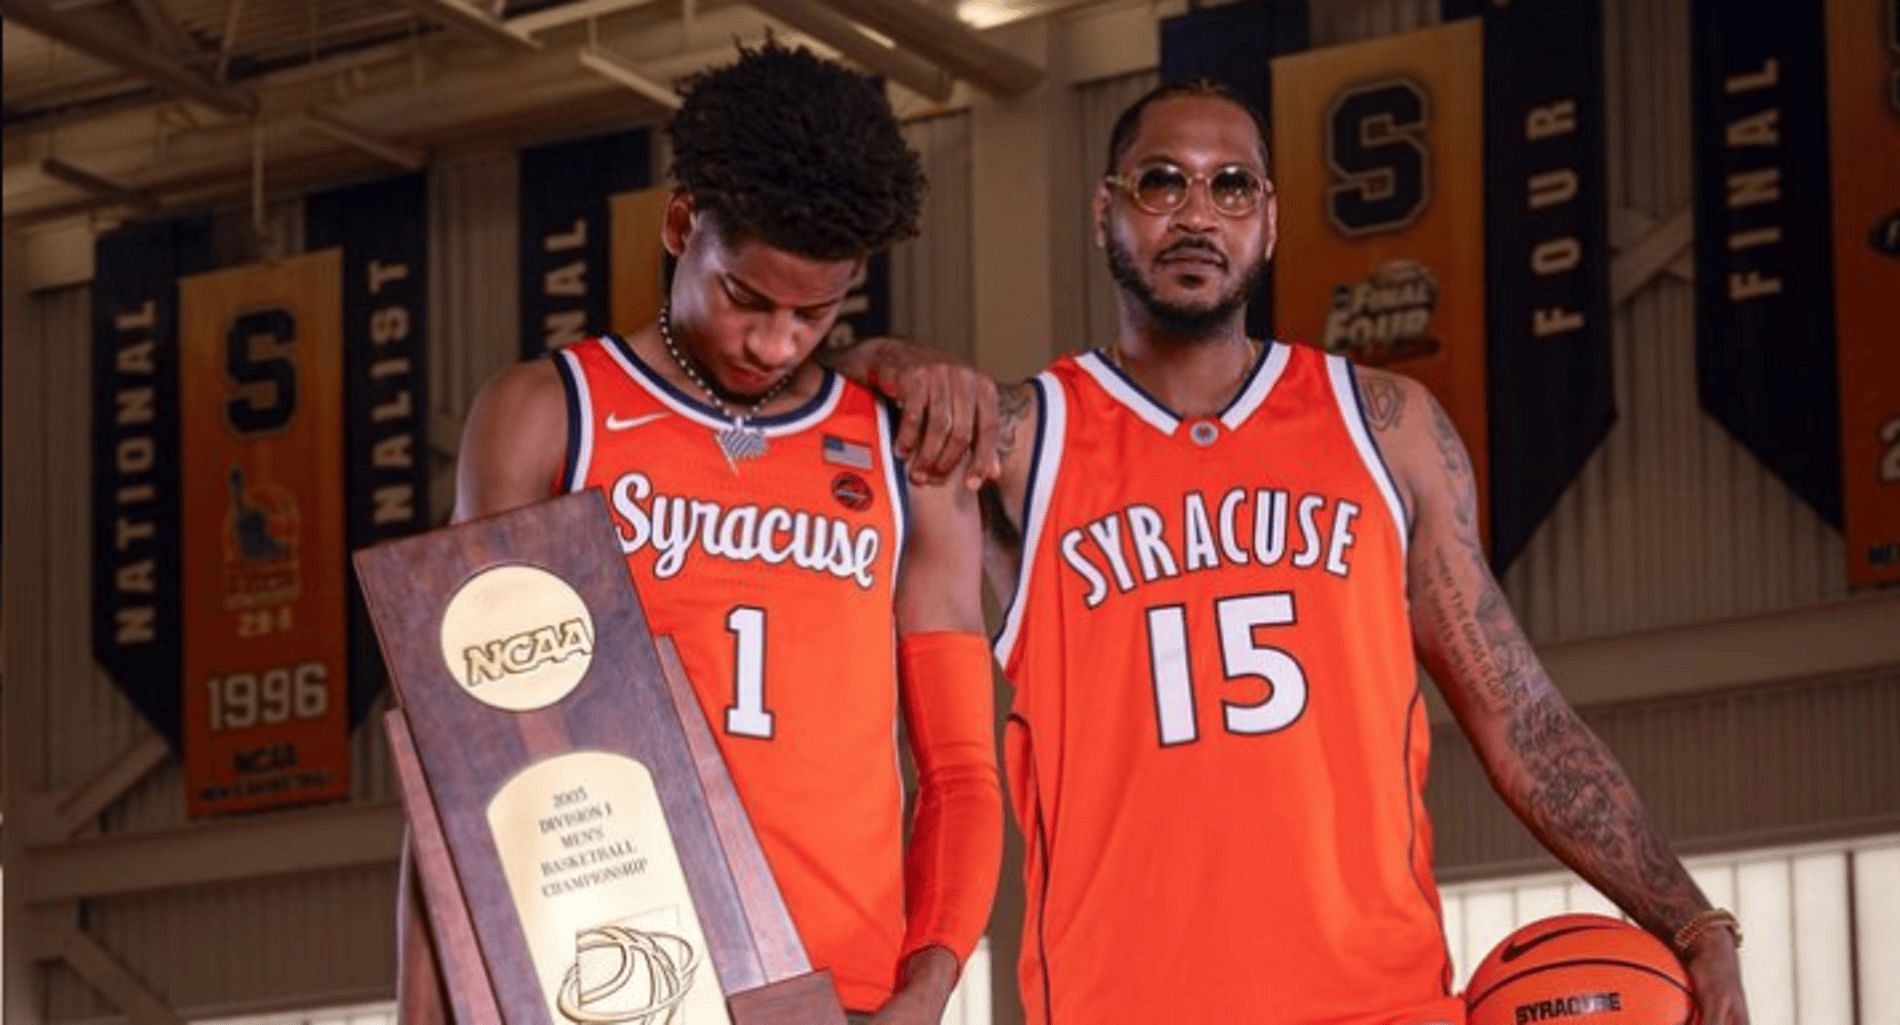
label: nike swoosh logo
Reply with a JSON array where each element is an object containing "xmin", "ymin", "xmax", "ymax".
[
  {"xmin": 605, "ymin": 412, "xmax": 669, "ymax": 432},
  {"xmin": 1500, "ymin": 923, "xmax": 1612, "ymax": 962}
]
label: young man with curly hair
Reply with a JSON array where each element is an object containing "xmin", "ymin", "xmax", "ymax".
[{"xmin": 398, "ymin": 43, "xmax": 1001, "ymax": 1025}]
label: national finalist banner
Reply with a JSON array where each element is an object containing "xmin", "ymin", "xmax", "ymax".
[
  {"xmin": 178, "ymin": 251, "xmax": 350, "ymax": 817},
  {"xmin": 1825, "ymin": 0, "xmax": 1900, "ymax": 587},
  {"xmin": 1271, "ymin": 20, "xmax": 1494, "ymax": 540},
  {"xmin": 520, "ymin": 128, "xmax": 650, "ymax": 358},
  {"xmin": 1478, "ymin": 0, "xmax": 1615, "ymax": 571},
  {"xmin": 306, "ymin": 173, "xmax": 431, "ymax": 722},
  {"xmin": 91, "ymin": 216, "xmax": 214, "ymax": 749}
]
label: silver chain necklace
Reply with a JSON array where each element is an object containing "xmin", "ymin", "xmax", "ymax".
[{"xmin": 658, "ymin": 305, "xmax": 793, "ymax": 468}]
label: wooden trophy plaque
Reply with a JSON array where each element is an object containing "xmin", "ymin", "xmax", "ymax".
[{"xmin": 355, "ymin": 490, "xmax": 846, "ymax": 1025}]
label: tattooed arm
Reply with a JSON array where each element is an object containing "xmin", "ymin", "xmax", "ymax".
[
  {"xmin": 980, "ymin": 383, "xmax": 1037, "ymax": 609},
  {"xmin": 1358, "ymin": 368, "xmax": 1748, "ymax": 1024}
]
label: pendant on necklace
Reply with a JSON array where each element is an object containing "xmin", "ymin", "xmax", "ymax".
[{"xmin": 717, "ymin": 420, "xmax": 769, "ymax": 469}]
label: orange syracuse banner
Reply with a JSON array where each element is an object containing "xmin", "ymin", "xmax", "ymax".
[
  {"xmin": 1828, "ymin": 0, "xmax": 1900, "ymax": 587},
  {"xmin": 179, "ymin": 249, "xmax": 350, "ymax": 817},
  {"xmin": 1271, "ymin": 19, "xmax": 1490, "ymax": 540}
]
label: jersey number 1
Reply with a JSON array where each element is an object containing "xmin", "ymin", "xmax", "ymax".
[
  {"xmin": 725, "ymin": 606, "xmax": 774, "ymax": 738},
  {"xmin": 1147, "ymin": 593, "xmax": 1307, "ymax": 746}
]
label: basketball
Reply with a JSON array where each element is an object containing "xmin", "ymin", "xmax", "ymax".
[{"xmin": 1465, "ymin": 914, "xmax": 1694, "ymax": 1025}]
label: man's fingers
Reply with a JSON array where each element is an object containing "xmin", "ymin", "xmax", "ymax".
[
  {"xmin": 915, "ymin": 373, "xmax": 959, "ymax": 478},
  {"xmin": 894, "ymin": 375, "xmax": 927, "ymax": 457},
  {"xmin": 963, "ymin": 384, "xmax": 998, "ymax": 490}
]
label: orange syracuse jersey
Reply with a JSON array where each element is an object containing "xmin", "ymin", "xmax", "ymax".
[
  {"xmin": 994, "ymin": 342, "xmax": 1462, "ymax": 1025},
  {"xmin": 554, "ymin": 335, "xmax": 909, "ymax": 1012}
]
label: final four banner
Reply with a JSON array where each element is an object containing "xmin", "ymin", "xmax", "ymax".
[
  {"xmin": 1159, "ymin": 0, "xmax": 1310, "ymax": 340},
  {"xmin": 91, "ymin": 217, "xmax": 214, "ymax": 749},
  {"xmin": 306, "ymin": 173, "xmax": 431, "ymax": 722},
  {"xmin": 1271, "ymin": 20, "xmax": 1495, "ymax": 540},
  {"xmin": 519, "ymin": 128, "xmax": 650, "ymax": 358},
  {"xmin": 1691, "ymin": 0, "xmax": 1843, "ymax": 528},
  {"xmin": 179, "ymin": 251, "xmax": 350, "ymax": 817},
  {"xmin": 1824, "ymin": 0, "xmax": 1900, "ymax": 587},
  {"xmin": 1693, "ymin": 0, "xmax": 1900, "ymax": 587},
  {"xmin": 1479, "ymin": 0, "xmax": 1614, "ymax": 571}
]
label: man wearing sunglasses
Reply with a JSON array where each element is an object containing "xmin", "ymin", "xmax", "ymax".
[{"xmin": 838, "ymin": 79, "xmax": 1747, "ymax": 1024}]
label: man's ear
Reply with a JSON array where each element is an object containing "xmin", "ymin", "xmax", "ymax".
[{"xmin": 662, "ymin": 190, "xmax": 696, "ymax": 258}]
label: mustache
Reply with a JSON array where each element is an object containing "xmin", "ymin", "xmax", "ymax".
[{"xmin": 1157, "ymin": 239, "xmax": 1228, "ymax": 267}]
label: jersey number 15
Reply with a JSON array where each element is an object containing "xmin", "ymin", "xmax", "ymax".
[{"xmin": 1146, "ymin": 592, "xmax": 1308, "ymax": 746}]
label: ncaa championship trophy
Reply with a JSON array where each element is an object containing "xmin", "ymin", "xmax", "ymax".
[{"xmin": 355, "ymin": 491, "xmax": 847, "ymax": 1025}]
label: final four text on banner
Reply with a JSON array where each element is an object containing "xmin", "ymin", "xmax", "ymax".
[
  {"xmin": 1477, "ymin": 0, "xmax": 1614, "ymax": 571},
  {"xmin": 179, "ymin": 251, "xmax": 350, "ymax": 817},
  {"xmin": 1690, "ymin": 0, "xmax": 1843, "ymax": 528},
  {"xmin": 520, "ymin": 128, "xmax": 650, "ymax": 358},
  {"xmin": 1826, "ymin": 0, "xmax": 1900, "ymax": 587},
  {"xmin": 1272, "ymin": 20, "xmax": 1492, "ymax": 539},
  {"xmin": 305, "ymin": 174, "xmax": 431, "ymax": 723},
  {"xmin": 1158, "ymin": 0, "xmax": 1310, "ymax": 341},
  {"xmin": 91, "ymin": 217, "xmax": 214, "ymax": 749}
]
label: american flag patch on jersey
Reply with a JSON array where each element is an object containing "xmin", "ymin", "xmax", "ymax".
[{"xmin": 822, "ymin": 435, "xmax": 873, "ymax": 469}]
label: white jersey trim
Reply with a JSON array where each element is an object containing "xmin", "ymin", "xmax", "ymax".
[
  {"xmin": 1326, "ymin": 355, "xmax": 1409, "ymax": 560},
  {"xmin": 601, "ymin": 334, "xmax": 845, "ymax": 436},
  {"xmin": 1221, "ymin": 341, "xmax": 1293, "ymax": 430},
  {"xmin": 1075, "ymin": 350, "xmax": 1178, "ymax": 435},
  {"xmin": 992, "ymin": 372, "xmax": 1067, "ymax": 666},
  {"xmin": 875, "ymin": 399, "xmax": 909, "ymax": 584},
  {"xmin": 556, "ymin": 346, "xmax": 595, "ymax": 492}
]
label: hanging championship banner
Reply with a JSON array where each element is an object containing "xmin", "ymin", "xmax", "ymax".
[
  {"xmin": 1272, "ymin": 20, "xmax": 1493, "ymax": 539},
  {"xmin": 1690, "ymin": 0, "xmax": 1843, "ymax": 526},
  {"xmin": 306, "ymin": 173, "xmax": 432, "ymax": 722},
  {"xmin": 1159, "ymin": 0, "xmax": 1311, "ymax": 340},
  {"xmin": 519, "ymin": 128, "xmax": 650, "ymax": 358},
  {"xmin": 1826, "ymin": 0, "xmax": 1900, "ymax": 587},
  {"xmin": 608, "ymin": 183, "xmax": 893, "ymax": 348},
  {"xmin": 91, "ymin": 217, "xmax": 214, "ymax": 749},
  {"xmin": 179, "ymin": 251, "xmax": 350, "ymax": 817},
  {"xmin": 1480, "ymin": 0, "xmax": 1615, "ymax": 570}
]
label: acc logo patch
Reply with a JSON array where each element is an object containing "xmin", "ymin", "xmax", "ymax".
[{"xmin": 831, "ymin": 472, "xmax": 874, "ymax": 512}]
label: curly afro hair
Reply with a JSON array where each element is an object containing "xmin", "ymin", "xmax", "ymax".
[{"xmin": 668, "ymin": 40, "xmax": 926, "ymax": 261}]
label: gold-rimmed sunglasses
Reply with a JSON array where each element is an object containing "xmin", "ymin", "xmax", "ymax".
[{"xmin": 1104, "ymin": 161, "xmax": 1272, "ymax": 218}]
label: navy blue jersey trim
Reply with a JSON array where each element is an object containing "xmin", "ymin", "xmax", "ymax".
[
  {"xmin": 1215, "ymin": 338, "xmax": 1275, "ymax": 419},
  {"xmin": 1346, "ymin": 360, "xmax": 1410, "ymax": 531},
  {"xmin": 878, "ymin": 394, "xmax": 912, "ymax": 567},
  {"xmin": 1087, "ymin": 341, "xmax": 1271, "ymax": 424},
  {"xmin": 605, "ymin": 332, "xmax": 840, "ymax": 427},
  {"xmin": 551, "ymin": 349, "xmax": 584, "ymax": 493},
  {"xmin": 1401, "ymin": 686, "xmax": 1454, "ymax": 994}
]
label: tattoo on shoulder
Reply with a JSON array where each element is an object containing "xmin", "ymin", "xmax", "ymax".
[
  {"xmin": 1359, "ymin": 375, "xmax": 1404, "ymax": 431},
  {"xmin": 1427, "ymin": 397, "xmax": 1481, "ymax": 534},
  {"xmin": 996, "ymin": 383, "xmax": 1035, "ymax": 459}
]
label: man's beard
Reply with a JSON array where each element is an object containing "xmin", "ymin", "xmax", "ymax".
[{"xmin": 1106, "ymin": 235, "xmax": 1265, "ymax": 339}]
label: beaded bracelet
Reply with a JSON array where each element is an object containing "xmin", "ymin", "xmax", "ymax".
[{"xmin": 1672, "ymin": 908, "xmax": 1742, "ymax": 957}]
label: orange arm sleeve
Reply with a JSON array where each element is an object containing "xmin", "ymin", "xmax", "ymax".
[{"xmin": 898, "ymin": 631, "xmax": 1004, "ymax": 965}]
